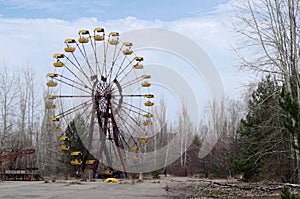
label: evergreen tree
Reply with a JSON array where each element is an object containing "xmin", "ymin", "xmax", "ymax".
[
  {"xmin": 280, "ymin": 87, "xmax": 300, "ymax": 151},
  {"xmin": 232, "ymin": 76, "xmax": 292, "ymax": 181},
  {"xmin": 281, "ymin": 186, "xmax": 300, "ymax": 199},
  {"xmin": 59, "ymin": 114, "xmax": 93, "ymax": 176},
  {"xmin": 280, "ymin": 86, "xmax": 300, "ymax": 182}
]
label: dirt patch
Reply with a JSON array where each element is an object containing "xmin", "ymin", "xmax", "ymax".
[{"xmin": 166, "ymin": 178, "xmax": 300, "ymax": 198}]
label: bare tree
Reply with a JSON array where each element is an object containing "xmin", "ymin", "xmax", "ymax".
[
  {"xmin": 178, "ymin": 104, "xmax": 193, "ymax": 167},
  {"xmin": 0, "ymin": 65, "xmax": 43, "ymax": 171},
  {"xmin": 234, "ymin": 0, "xmax": 300, "ymax": 181},
  {"xmin": 0, "ymin": 66, "xmax": 19, "ymax": 147},
  {"xmin": 234, "ymin": 0, "xmax": 300, "ymax": 93},
  {"xmin": 38, "ymin": 89, "xmax": 60, "ymax": 176},
  {"xmin": 197, "ymin": 98, "xmax": 245, "ymax": 177},
  {"xmin": 153, "ymin": 98, "xmax": 168, "ymax": 165}
]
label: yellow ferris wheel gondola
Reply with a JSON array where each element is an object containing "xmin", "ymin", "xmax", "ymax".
[
  {"xmin": 134, "ymin": 64, "xmax": 143, "ymax": 69},
  {"xmin": 53, "ymin": 61, "xmax": 64, "ymax": 67},
  {"xmin": 143, "ymin": 113, "xmax": 153, "ymax": 118},
  {"xmin": 94, "ymin": 28, "xmax": 105, "ymax": 41},
  {"xmin": 86, "ymin": 160, "xmax": 96, "ymax": 165},
  {"xmin": 141, "ymin": 81, "xmax": 151, "ymax": 87},
  {"xmin": 49, "ymin": 117, "xmax": 60, "ymax": 122},
  {"xmin": 44, "ymin": 94, "xmax": 56, "ymax": 100},
  {"xmin": 144, "ymin": 94, "xmax": 154, "ymax": 98},
  {"xmin": 45, "ymin": 103, "xmax": 56, "ymax": 109},
  {"xmin": 139, "ymin": 139, "xmax": 148, "ymax": 145},
  {"xmin": 53, "ymin": 53, "xmax": 65, "ymax": 67},
  {"xmin": 134, "ymin": 56, "xmax": 144, "ymax": 62},
  {"xmin": 70, "ymin": 151, "xmax": 82, "ymax": 156},
  {"xmin": 46, "ymin": 73, "xmax": 58, "ymax": 78},
  {"xmin": 143, "ymin": 120, "xmax": 153, "ymax": 126},
  {"xmin": 108, "ymin": 32, "xmax": 119, "ymax": 45},
  {"xmin": 70, "ymin": 151, "xmax": 82, "ymax": 165},
  {"xmin": 57, "ymin": 136, "xmax": 69, "ymax": 151},
  {"xmin": 46, "ymin": 81, "xmax": 57, "ymax": 87},
  {"xmin": 133, "ymin": 56, "xmax": 144, "ymax": 69},
  {"xmin": 78, "ymin": 30, "xmax": 90, "ymax": 43},
  {"xmin": 58, "ymin": 145, "xmax": 70, "ymax": 151},
  {"xmin": 50, "ymin": 125, "xmax": 61, "ymax": 131},
  {"xmin": 122, "ymin": 42, "xmax": 133, "ymax": 55},
  {"xmin": 144, "ymin": 101, "xmax": 154, "ymax": 107},
  {"xmin": 71, "ymin": 159, "xmax": 82, "ymax": 165},
  {"xmin": 129, "ymin": 146, "xmax": 138, "ymax": 151},
  {"xmin": 64, "ymin": 39, "xmax": 76, "ymax": 52},
  {"xmin": 58, "ymin": 135, "xmax": 69, "ymax": 141},
  {"xmin": 103, "ymin": 168, "xmax": 113, "ymax": 175},
  {"xmin": 140, "ymin": 131, "xmax": 148, "ymax": 136},
  {"xmin": 141, "ymin": 74, "xmax": 151, "ymax": 79}
]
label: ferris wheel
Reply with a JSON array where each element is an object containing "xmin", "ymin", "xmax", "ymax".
[{"xmin": 45, "ymin": 28, "xmax": 154, "ymax": 175}]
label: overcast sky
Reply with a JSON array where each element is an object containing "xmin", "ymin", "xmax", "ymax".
[
  {"xmin": 0, "ymin": 0, "xmax": 228, "ymax": 20},
  {"xmin": 0, "ymin": 0, "xmax": 248, "ymax": 121}
]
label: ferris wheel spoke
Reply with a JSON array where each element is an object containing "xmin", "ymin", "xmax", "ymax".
[
  {"xmin": 113, "ymin": 56, "xmax": 127, "ymax": 78},
  {"xmin": 113, "ymin": 94, "xmax": 144, "ymax": 98},
  {"xmin": 85, "ymin": 107, "xmax": 97, "ymax": 147},
  {"xmin": 115, "ymin": 78, "xmax": 144, "ymax": 91},
  {"xmin": 115, "ymin": 110, "xmax": 143, "ymax": 145},
  {"xmin": 91, "ymin": 38, "xmax": 101, "ymax": 75},
  {"xmin": 116, "ymin": 56, "xmax": 144, "ymax": 84},
  {"xmin": 76, "ymin": 41, "xmax": 96, "ymax": 77},
  {"xmin": 121, "ymin": 100, "xmax": 151, "ymax": 115},
  {"xmin": 116, "ymin": 107, "xmax": 154, "ymax": 151},
  {"xmin": 108, "ymin": 103, "xmax": 122, "ymax": 149},
  {"xmin": 65, "ymin": 55, "xmax": 93, "ymax": 86},
  {"xmin": 61, "ymin": 63, "xmax": 90, "ymax": 88},
  {"xmin": 112, "ymin": 122, "xmax": 125, "ymax": 149},
  {"xmin": 57, "ymin": 81, "xmax": 88, "ymax": 95},
  {"xmin": 119, "ymin": 110, "xmax": 145, "ymax": 126},
  {"xmin": 114, "ymin": 108, "xmax": 138, "ymax": 131},
  {"xmin": 109, "ymin": 99, "xmax": 135, "ymax": 150},
  {"xmin": 55, "ymin": 100, "xmax": 93, "ymax": 118},
  {"xmin": 116, "ymin": 104, "xmax": 146, "ymax": 129},
  {"xmin": 102, "ymin": 40, "xmax": 110, "ymax": 77},
  {"xmin": 110, "ymin": 75, "xmax": 137, "ymax": 91},
  {"xmin": 54, "ymin": 95, "xmax": 91, "ymax": 98},
  {"xmin": 74, "ymin": 105, "xmax": 94, "ymax": 128},
  {"xmin": 73, "ymin": 105, "xmax": 93, "ymax": 126},
  {"xmin": 101, "ymin": 102, "xmax": 110, "ymax": 136},
  {"xmin": 112, "ymin": 43, "xmax": 123, "ymax": 64},
  {"xmin": 114, "ymin": 60, "xmax": 135, "ymax": 81},
  {"xmin": 118, "ymin": 131, "xmax": 132, "ymax": 149},
  {"xmin": 55, "ymin": 75, "xmax": 92, "ymax": 92},
  {"xmin": 107, "ymin": 44, "xmax": 123, "ymax": 83}
]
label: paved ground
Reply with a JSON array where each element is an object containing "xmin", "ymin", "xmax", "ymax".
[
  {"xmin": 0, "ymin": 179, "xmax": 170, "ymax": 199},
  {"xmin": 0, "ymin": 177, "xmax": 285, "ymax": 199}
]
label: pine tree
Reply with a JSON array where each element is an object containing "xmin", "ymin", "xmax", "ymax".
[
  {"xmin": 59, "ymin": 114, "xmax": 93, "ymax": 176},
  {"xmin": 280, "ymin": 86, "xmax": 300, "ymax": 182},
  {"xmin": 232, "ymin": 76, "xmax": 292, "ymax": 181}
]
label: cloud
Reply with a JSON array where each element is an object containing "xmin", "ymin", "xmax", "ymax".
[{"xmin": 0, "ymin": 0, "xmax": 246, "ymax": 100}]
